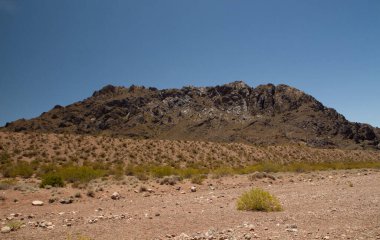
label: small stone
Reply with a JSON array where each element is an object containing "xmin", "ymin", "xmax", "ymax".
[
  {"xmin": 32, "ymin": 200, "xmax": 44, "ymax": 206},
  {"xmin": 59, "ymin": 198, "xmax": 73, "ymax": 204},
  {"xmin": 190, "ymin": 186, "xmax": 197, "ymax": 192},
  {"xmin": 111, "ymin": 192, "xmax": 121, "ymax": 200},
  {"xmin": 288, "ymin": 224, "xmax": 297, "ymax": 229},
  {"xmin": 323, "ymin": 236, "xmax": 330, "ymax": 240},
  {"xmin": 178, "ymin": 233, "xmax": 189, "ymax": 238},
  {"xmin": 88, "ymin": 219, "xmax": 98, "ymax": 224},
  {"xmin": 1, "ymin": 226, "xmax": 11, "ymax": 233}
]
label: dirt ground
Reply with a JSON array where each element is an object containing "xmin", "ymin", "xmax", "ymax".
[{"xmin": 1, "ymin": 169, "xmax": 380, "ymax": 240}]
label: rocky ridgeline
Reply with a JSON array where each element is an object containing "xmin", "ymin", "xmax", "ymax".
[{"xmin": 2, "ymin": 81, "xmax": 379, "ymax": 149}]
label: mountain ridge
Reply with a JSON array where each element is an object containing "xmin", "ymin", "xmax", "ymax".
[{"xmin": 2, "ymin": 81, "xmax": 380, "ymax": 150}]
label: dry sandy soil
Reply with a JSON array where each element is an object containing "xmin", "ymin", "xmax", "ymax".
[{"xmin": 1, "ymin": 169, "xmax": 380, "ymax": 240}]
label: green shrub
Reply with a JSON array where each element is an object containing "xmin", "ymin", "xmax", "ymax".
[
  {"xmin": 110, "ymin": 164, "xmax": 125, "ymax": 180},
  {"xmin": 58, "ymin": 166, "xmax": 105, "ymax": 184},
  {"xmin": 40, "ymin": 174, "xmax": 64, "ymax": 188},
  {"xmin": 177, "ymin": 168, "xmax": 208, "ymax": 179},
  {"xmin": 237, "ymin": 188, "xmax": 282, "ymax": 212},
  {"xmin": 150, "ymin": 166, "xmax": 176, "ymax": 178},
  {"xmin": 256, "ymin": 162, "xmax": 282, "ymax": 173},
  {"xmin": 3, "ymin": 161, "xmax": 34, "ymax": 178},
  {"xmin": 211, "ymin": 167, "xmax": 234, "ymax": 178},
  {"xmin": 37, "ymin": 163, "xmax": 58, "ymax": 176},
  {"xmin": 0, "ymin": 151, "xmax": 11, "ymax": 164}
]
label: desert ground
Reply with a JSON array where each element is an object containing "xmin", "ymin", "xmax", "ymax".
[{"xmin": 1, "ymin": 168, "xmax": 380, "ymax": 240}]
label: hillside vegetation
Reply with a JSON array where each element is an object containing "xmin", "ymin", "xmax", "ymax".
[{"xmin": 1, "ymin": 131, "xmax": 379, "ymax": 184}]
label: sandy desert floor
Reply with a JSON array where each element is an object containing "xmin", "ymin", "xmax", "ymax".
[{"xmin": 1, "ymin": 169, "xmax": 380, "ymax": 240}]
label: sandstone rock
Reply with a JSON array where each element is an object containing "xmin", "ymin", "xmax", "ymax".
[
  {"xmin": 1, "ymin": 226, "xmax": 11, "ymax": 233},
  {"xmin": 32, "ymin": 200, "xmax": 44, "ymax": 206}
]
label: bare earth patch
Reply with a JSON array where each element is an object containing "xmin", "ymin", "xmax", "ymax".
[{"xmin": 1, "ymin": 169, "xmax": 380, "ymax": 239}]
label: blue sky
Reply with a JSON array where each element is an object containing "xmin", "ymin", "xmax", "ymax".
[{"xmin": 0, "ymin": 0, "xmax": 379, "ymax": 127}]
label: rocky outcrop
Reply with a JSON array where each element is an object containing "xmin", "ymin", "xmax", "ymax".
[{"xmin": 2, "ymin": 81, "xmax": 379, "ymax": 150}]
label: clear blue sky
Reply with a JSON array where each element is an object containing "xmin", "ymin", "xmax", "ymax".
[{"xmin": 1, "ymin": 0, "xmax": 379, "ymax": 127}]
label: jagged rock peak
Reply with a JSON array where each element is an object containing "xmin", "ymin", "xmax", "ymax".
[
  {"xmin": 222, "ymin": 80, "xmax": 250, "ymax": 89},
  {"xmin": 92, "ymin": 84, "xmax": 119, "ymax": 97}
]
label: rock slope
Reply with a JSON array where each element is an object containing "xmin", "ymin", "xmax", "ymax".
[{"xmin": 2, "ymin": 81, "xmax": 379, "ymax": 149}]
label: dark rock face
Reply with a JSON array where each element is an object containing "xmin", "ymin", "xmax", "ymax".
[{"xmin": 2, "ymin": 81, "xmax": 379, "ymax": 150}]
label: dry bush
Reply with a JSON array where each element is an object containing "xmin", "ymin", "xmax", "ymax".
[{"xmin": 237, "ymin": 188, "xmax": 282, "ymax": 212}]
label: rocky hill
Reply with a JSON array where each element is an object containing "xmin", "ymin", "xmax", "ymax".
[{"xmin": 2, "ymin": 81, "xmax": 379, "ymax": 150}]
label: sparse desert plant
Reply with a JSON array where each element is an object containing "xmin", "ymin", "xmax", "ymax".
[
  {"xmin": 211, "ymin": 167, "xmax": 234, "ymax": 179},
  {"xmin": 135, "ymin": 172, "xmax": 148, "ymax": 181},
  {"xmin": 2, "ymin": 161, "xmax": 34, "ymax": 178},
  {"xmin": 0, "ymin": 179, "xmax": 17, "ymax": 190},
  {"xmin": 7, "ymin": 220, "xmax": 23, "ymax": 231},
  {"xmin": 0, "ymin": 151, "xmax": 11, "ymax": 164},
  {"xmin": 110, "ymin": 163, "xmax": 125, "ymax": 180},
  {"xmin": 256, "ymin": 161, "xmax": 282, "ymax": 173},
  {"xmin": 191, "ymin": 174, "xmax": 206, "ymax": 185},
  {"xmin": 237, "ymin": 188, "xmax": 282, "ymax": 212},
  {"xmin": 58, "ymin": 166, "xmax": 106, "ymax": 184},
  {"xmin": 177, "ymin": 167, "xmax": 208, "ymax": 179},
  {"xmin": 40, "ymin": 174, "xmax": 65, "ymax": 188},
  {"xmin": 150, "ymin": 165, "xmax": 176, "ymax": 178}
]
